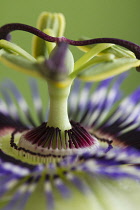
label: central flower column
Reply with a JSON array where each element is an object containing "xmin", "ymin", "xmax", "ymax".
[
  {"xmin": 47, "ymin": 80, "xmax": 72, "ymax": 131},
  {"xmin": 18, "ymin": 78, "xmax": 98, "ymax": 160}
]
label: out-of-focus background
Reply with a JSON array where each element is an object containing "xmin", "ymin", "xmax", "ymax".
[{"xmin": 0, "ymin": 0, "xmax": 140, "ymax": 98}]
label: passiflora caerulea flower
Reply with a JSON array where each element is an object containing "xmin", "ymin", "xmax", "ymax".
[{"xmin": 1, "ymin": 12, "xmax": 140, "ymax": 210}]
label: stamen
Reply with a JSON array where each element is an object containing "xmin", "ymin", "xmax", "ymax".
[{"xmin": 10, "ymin": 121, "xmax": 99, "ymax": 163}]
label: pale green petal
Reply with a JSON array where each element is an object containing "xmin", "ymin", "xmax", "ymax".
[{"xmin": 24, "ymin": 175, "xmax": 140, "ymax": 210}]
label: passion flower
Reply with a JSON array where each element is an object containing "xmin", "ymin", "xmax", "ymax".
[{"xmin": 0, "ymin": 12, "xmax": 140, "ymax": 210}]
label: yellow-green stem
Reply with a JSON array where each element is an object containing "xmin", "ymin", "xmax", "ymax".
[{"xmin": 47, "ymin": 80, "xmax": 72, "ymax": 132}]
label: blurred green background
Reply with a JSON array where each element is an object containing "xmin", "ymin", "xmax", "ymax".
[{"xmin": 0, "ymin": 0, "xmax": 140, "ymax": 98}]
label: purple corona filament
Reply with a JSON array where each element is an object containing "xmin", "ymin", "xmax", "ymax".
[
  {"xmin": 9, "ymin": 121, "xmax": 99, "ymax": 158},
  {"xmin": 0, "ymin": 23, "xmax": 140, "ymax": 61},
  {"xmin": 22, "ymin": 121, "xmax": 97, "ymax": 150}
]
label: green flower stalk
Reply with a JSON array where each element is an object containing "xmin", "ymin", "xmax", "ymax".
[{"xmin": 1, "ymin": 11, "xmax": 140, "ymax": 210}]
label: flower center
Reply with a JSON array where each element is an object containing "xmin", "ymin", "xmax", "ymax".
[{"xmin": 10, "ymin": 121, "xmax": 99, "ymax": 164}]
